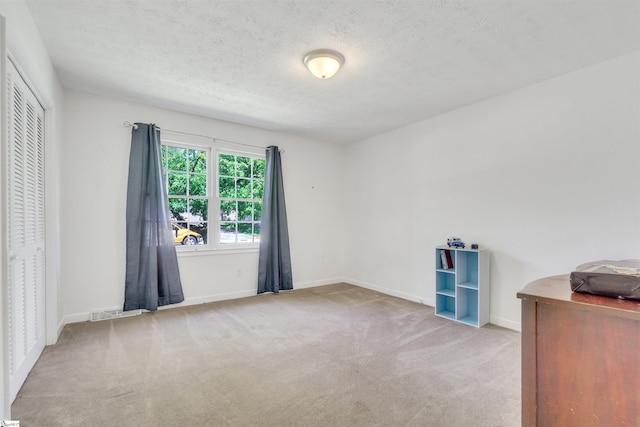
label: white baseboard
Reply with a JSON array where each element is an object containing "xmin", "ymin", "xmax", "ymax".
[
  {"xmin": 59, "ymin": 280, "xmax": 342, "ymax": 328},
  {"xmin": 62, "ymin": 289, "xmax": 258, "ymax": 326},
  {"xmin": 56, "ymin": 318, "xmax": 65, "ymax": 341},
  {"xmin": 344, "ymin": 277, "xmax": 521, "ymax": 332},
  {"xmin": 294, "ymin": 277, "xmax": 344, "ymax": 289},
  {"xmin": 489, "ymin": 315, "xmax": 521, "ymax": 332},
  {"xmin": 62, "ymin": 312, "xmax": 93, "ymax": 325},
  {"xmin": 344, "ymin": 277, "xmax": 435, "ymax": 307},
  {"xmin": 169, "ymin": 289, "xmax": 257, "ymax": 308}
]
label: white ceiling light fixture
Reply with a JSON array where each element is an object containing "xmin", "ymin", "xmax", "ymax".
[{"xmin": 303, "ymin": 49, "xmax": 345, "ymax": 79}]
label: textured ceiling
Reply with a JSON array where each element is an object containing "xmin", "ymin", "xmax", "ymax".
[{"xmin": 25, "ymin": 0, "xmax": 640, "ymax": 143}]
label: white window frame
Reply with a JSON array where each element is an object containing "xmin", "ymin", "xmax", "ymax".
[
  {"xmin": 160, "ymin": 131, "xmax": 265, "ymax": 255},
  {"xmin": 216, "ymin": 146, "xmax": 265, "ymax": 248}
]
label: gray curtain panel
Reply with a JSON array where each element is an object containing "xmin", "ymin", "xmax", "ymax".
[
  {"xmin": 124, "ymin": 123, "xmax": 184, "ymax": 311},
  {"xmin": 257, "ymin": 146, "xmax": 293, "ymax": 294}
]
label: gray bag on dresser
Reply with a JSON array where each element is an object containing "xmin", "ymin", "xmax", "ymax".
[{"xmin": 570, "ymin": 260, "xmax": 640, "ymax": 301}]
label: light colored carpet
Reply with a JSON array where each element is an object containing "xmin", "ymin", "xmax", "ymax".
[{"xmin": 12, "ymin": 283, "xmax": 521, "ymax": 426}]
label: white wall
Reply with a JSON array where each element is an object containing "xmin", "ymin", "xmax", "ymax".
[
  {"xmin": 0, "ymin": 0, "xmax": 65, "ymax": 418},
  {"xmin": 60, "ymin": 90, "xmax": 345, "ymax": 322},
  {"xmin": 343, "ymin": 51, "xmax": 640, "ymax": 330}
]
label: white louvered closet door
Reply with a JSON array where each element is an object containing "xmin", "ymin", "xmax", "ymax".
[{"xmin": 6, "ymin": 59, "xmax": 46, "ymax": 402}]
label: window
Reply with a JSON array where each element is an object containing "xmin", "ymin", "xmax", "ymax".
[
  {"xmin": 218, "ymin": 152, "xmax": 265, "ymax": 244},
  {"xmin": 160, "ymin": 132, "xmax": 265, "ymax": 251},
  {"xmin": 162, "ymin": 144, "xmax": 209, "ymax": 246}
]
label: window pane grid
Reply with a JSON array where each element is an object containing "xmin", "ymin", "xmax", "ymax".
[
  {"xmin": 162, "ymin": 143, "xmax": 209, "ymax": 246},
  {"xmin": 218, "ymin": 152, "xmax": 264, "ymax": 245}
]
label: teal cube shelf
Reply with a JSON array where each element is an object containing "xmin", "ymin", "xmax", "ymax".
[{"xmin": 434, "ymin": 246, "xmax": 490, "ymax": 327}]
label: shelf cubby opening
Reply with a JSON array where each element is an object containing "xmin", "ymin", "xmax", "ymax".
[
  {"xmin": 436, "ymin": 249, "xmax": 455, "ymax": 272},
  {"xmin": 456, "ymin": 251, "xmax": 478, "ymax": 286},
  {"xmin": 456, "ymin": 287, "xmax": 479, "ymax": 325},
  {"xmin": 436, "ymin": 271, "xmax": 455, "ymax": 294},
  {"xmin": 436, "ymin": 294, "xmax": 455, "ymax": 320}
]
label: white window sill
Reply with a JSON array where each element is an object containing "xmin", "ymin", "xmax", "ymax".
[{"xmin": 176, "ymin": 245, "xmax": 259, "ymax": 257}]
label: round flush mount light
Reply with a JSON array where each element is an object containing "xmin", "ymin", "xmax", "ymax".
[{"xmin": 303, "ymin": 49, "xmax": 345, "ymax": 79}]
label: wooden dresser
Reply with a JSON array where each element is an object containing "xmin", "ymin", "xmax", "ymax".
[{"xmin": 517, "ymin": 275, "xmax": 640, "ymax": 427}]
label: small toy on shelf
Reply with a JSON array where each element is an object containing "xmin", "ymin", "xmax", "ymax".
[{"xmin": 447, "ymin": 237, "xmax": 465, "ymax": 248}]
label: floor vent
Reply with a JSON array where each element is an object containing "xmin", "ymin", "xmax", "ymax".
[{"xmin": 90, "ymin": 309, "xmax": 142, "ymax": 322}]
